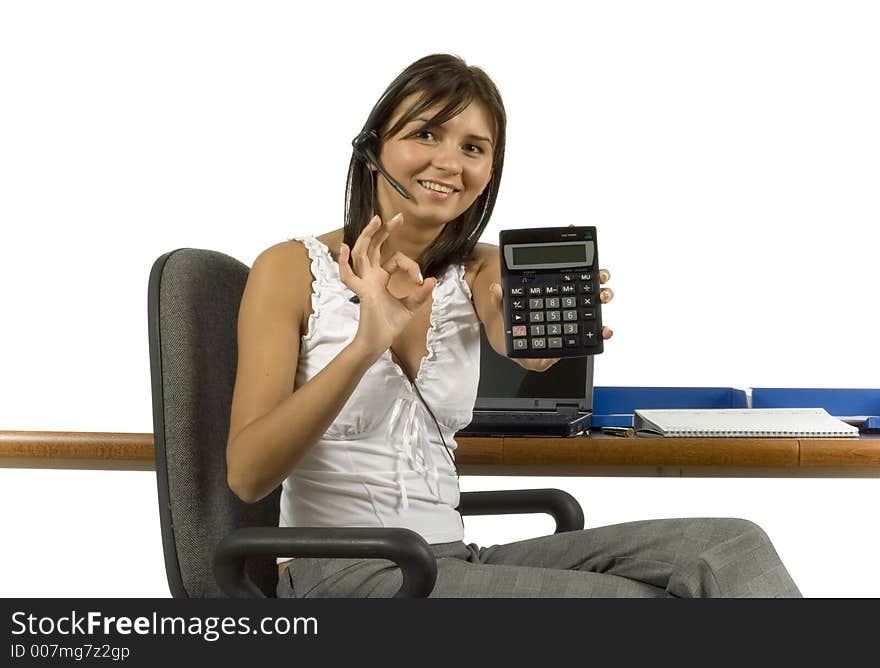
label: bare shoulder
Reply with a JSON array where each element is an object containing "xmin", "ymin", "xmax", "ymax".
[
  {"xmin": 247, "ymin": 239, "xmax": 320, "ymax": 331},
  {"xmin": 252, "ymin": 240, "xmax": 311, "ymax": 290},
  {"xmin": 316, "ymin": 229, "xmax": 344, "ymax": 262},
  {"xmin": 255, "ymin": 228, "xmax": 343, "ymax": 279},
  {"xmin": 472, "ymin": 241, "xmax": 498, "ymax": 264},
  {"xmin": 463, "ymin": 242, "xmax": 499, "ymax": 288}
]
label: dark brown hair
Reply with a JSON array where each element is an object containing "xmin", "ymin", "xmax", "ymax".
[{"xmin": 343, "ymin": 54, "xmax": 506, "ymax": 279}]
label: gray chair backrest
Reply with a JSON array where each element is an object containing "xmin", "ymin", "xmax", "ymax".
[{"xmin": 148, "ymin": 248, "xmax": 281, "ymax": 598}]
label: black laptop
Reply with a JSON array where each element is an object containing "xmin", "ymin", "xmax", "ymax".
[{"xmin": 456, "ymin": 326, "xmax": 594, "ymax": 438}]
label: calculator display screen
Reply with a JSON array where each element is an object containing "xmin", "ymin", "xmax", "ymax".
[{"xmin": 506, "ymin": 242, "xmax": 594, "ymax": 270}]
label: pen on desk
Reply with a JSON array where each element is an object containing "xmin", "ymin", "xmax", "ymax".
[{"xmin": 601, "ymin": 427, "xmax": 634, "ymax": 437}]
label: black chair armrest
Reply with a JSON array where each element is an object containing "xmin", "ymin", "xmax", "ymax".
[
  {"xmin": 459, "ymin": 488, "xmax": 584, "ymax": 533},
  {"xmin": 214, "ymin": 527, "xmax": 436, "ymax": 599}
]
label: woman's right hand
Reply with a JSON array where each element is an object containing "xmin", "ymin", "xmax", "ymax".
[{"xmin": 338, "ymin": 213, "xmax": 436, "ymax": 359}]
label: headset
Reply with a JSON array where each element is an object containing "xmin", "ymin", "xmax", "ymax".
[
  {"xmin": 351, "ymin": 129, "xmax": 412, "ymax": 200},
  {"xmin": 349, "ymin": 122, "xmax": 461, "ymax": 484},
  {"xmin": 349, "ymin": 62, "xmax": 414, "ymax": 201}
]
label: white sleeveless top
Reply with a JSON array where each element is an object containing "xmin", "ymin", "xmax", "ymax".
[{"xmin": 277, "ymin": 235, "xmax": 482, "ymax": 562}]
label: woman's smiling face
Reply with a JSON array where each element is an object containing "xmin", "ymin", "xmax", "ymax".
[{"xmin": 374, "ymin": 94, "xmax": 495, "ymax": 230}]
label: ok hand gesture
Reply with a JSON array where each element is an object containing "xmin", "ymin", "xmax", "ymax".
[{"xmin": 338, "ymin": 213, "xmax": 435, "ymax": 359}]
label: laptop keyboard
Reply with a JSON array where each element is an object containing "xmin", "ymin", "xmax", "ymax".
[
  {"xmin": 458, "ymin": 410, "xmax": 591, "ymax": 437},
  {"xmin": 477, "ymin": 411, "xmax": 575, "ymax": 423}
]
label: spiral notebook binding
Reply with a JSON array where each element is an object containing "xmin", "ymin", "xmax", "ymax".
[
  {"xmin": 665, "ymin": 428, "xmax": 855, "ymax": 438},
  {"xmin": 634, "ymin": 408, "xmax": 861, "ymax": 439}
]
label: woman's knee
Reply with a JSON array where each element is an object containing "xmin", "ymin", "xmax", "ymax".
[{"xmin": 711, "ymin": 518, "xmax": 772, "ymax": 544}]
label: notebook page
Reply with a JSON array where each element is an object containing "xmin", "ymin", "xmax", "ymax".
[{"xmin": 634, "ymin": 408, "xmax": 860, "ymax": 438}]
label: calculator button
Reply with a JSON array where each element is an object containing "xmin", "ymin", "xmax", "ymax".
[
  {"xmin": 563, "ymin": 323, "xmax": 579, "ymax": 335},
  {"xmin": 512, "ymin": 325, "xmax": 527, "ymax": 337},
  {"xmin": 582, "ymin": 328, "xmax": 598, "ymax": 344},
  {"xmin": 548, "ymin": 337, "xmax": 563, "ymax": 349},
  {"xmin": 546, "ymin": 310, "xmax": 561, "ymax": 322},
  {"xmin": 561, "ymin": 273, "xmax": 574, "ymax": 282},
  {"xmin": 547, "ymin": 324, "xmax": 562, "ymax": 336},
  {"xmin": 512, "ymin": 338, "xmax": 528, "ymax": 350},
  {"xmin": 563, "ymin": 310, "xmax": 578, "ymax": 322},
  {"xmin": 561, "ymin": 297, "xmax": 576, "ymax": 308},
  {"xmin": 580, "ymin": 296, "xmax": 594, "ymax": 307},
  {"xmin": 510, "ymin": 287, "xmax": 525, "ymax": 296},
  {"xmin": 528, "ymin": 286, "xmax": 543, "ymax": 295},
  {"xmin": 544, "ymin": 285, "xmax": 560, "ymax": 295},
  {"xmin": 581, "ymin": 310, "xmax": 596, "ymax": 320},
  {"xmin": 564, "ymin": 336, "xmax": 579, "ymax": 347},
  {"xmin": 578, "ymin": 273, "xmax": 592, "ymax": 281},
  {"xmin": 530, "ymin": 325, "xmax": 546, "ymax": 336},
  {"xmin": 531, "ymin": 338, "xmax": 547, "ymax": 349},
  {"xmin": 545, "ymin": 297, "xmax": 560, "ymax": 309},
  {"xmin": 512, "ymin": 313, "xmax": 527, "ymax": 324},
  {"xmin": 529, "ymin": 311, "xmax": 545, "ymax": 323},
  {"xmin": 561, "ymin": 284, "xmax": 577, "ymax": 294},
  {"xmin": 511, "ymin": 299, "xmax": 525, "ymax": 310},
  {"xmin": 528, "ymin": 298, "xmax": 544, "ymax": 310},
  {"xmin": 579, "ymin": 282, "xmax": 593, "ymax": 293}
]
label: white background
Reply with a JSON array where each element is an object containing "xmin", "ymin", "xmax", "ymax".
[{"xmin": 1, "ymin": 1, "xmax": 878, "ymax": 597}]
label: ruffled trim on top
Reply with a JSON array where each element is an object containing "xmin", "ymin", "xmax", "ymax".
[
  {"xmin": 379, "ymin": 266, "xmax": 445, "ymax": 388},
  {"xmin": 290, "ymin": 234, "xmax": 474, "ymax": 387},
  {"xmin": 413, "ymin": 262, "xmax": 464, "ymax": 386},
  {"xmin": 455, "ymin": 262, "xmax": 473, "ymax": 301},
  {"xmin": 289, "ymin": 235, "xmax": 352, "ymax": 345},
  {"xmin": 412, "ymin": 262, "xmax": 475, "ymax": 386}
]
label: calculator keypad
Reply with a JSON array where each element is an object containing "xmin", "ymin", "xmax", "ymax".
[{"xmin": 507, "ymin": 271, "xmax": 602, "ymax": 356}]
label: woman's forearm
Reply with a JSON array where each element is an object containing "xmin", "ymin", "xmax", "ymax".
[{"xmin": 226, "ymin": 339, "xmax": 380, "ymax": 504}]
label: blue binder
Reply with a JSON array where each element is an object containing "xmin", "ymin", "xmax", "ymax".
[
  {"xmin": 751, "ymin": 388, "xmax": 880, "ymax": 432},
  {"xmin": 592, "ymin": 387, "xmax": 748, "ymax": 428}
]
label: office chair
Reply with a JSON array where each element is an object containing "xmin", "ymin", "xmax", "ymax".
[{"xmin": 148, "ymin": 247, "xmax": 585, "ymax": 598}]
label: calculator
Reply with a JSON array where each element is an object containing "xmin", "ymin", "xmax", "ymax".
[{"xmin": 499, "ymin": 226, "xmax": 603, "ymax": 358}]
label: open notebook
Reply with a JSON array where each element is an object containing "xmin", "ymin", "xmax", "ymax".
[{"xmin": 633, "ymin": 408, "xmax": 860, "ymax": 438}]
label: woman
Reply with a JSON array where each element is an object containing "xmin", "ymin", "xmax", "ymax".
[{"xmin": 226, "ymin": 54, "xmax": 801, "ymax": 598}]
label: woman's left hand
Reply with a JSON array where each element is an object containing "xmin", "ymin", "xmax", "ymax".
[{"xmin": 488, "ymin": 269, "xmax": 614, "ymax": 372}]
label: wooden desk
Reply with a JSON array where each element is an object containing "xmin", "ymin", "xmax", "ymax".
[{"xmin": 2, "ymin": 430, "xmax": 880, "ymax": 477}]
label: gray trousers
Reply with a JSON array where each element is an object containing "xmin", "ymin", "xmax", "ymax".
[{"xmin": 276, "ymin": 517, "xmax": 802, "ymax": 598}]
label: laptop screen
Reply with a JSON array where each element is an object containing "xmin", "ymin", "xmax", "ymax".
[{"xmin": 474, "ymin": 326, "xmax": 593, "ymax": 411}]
